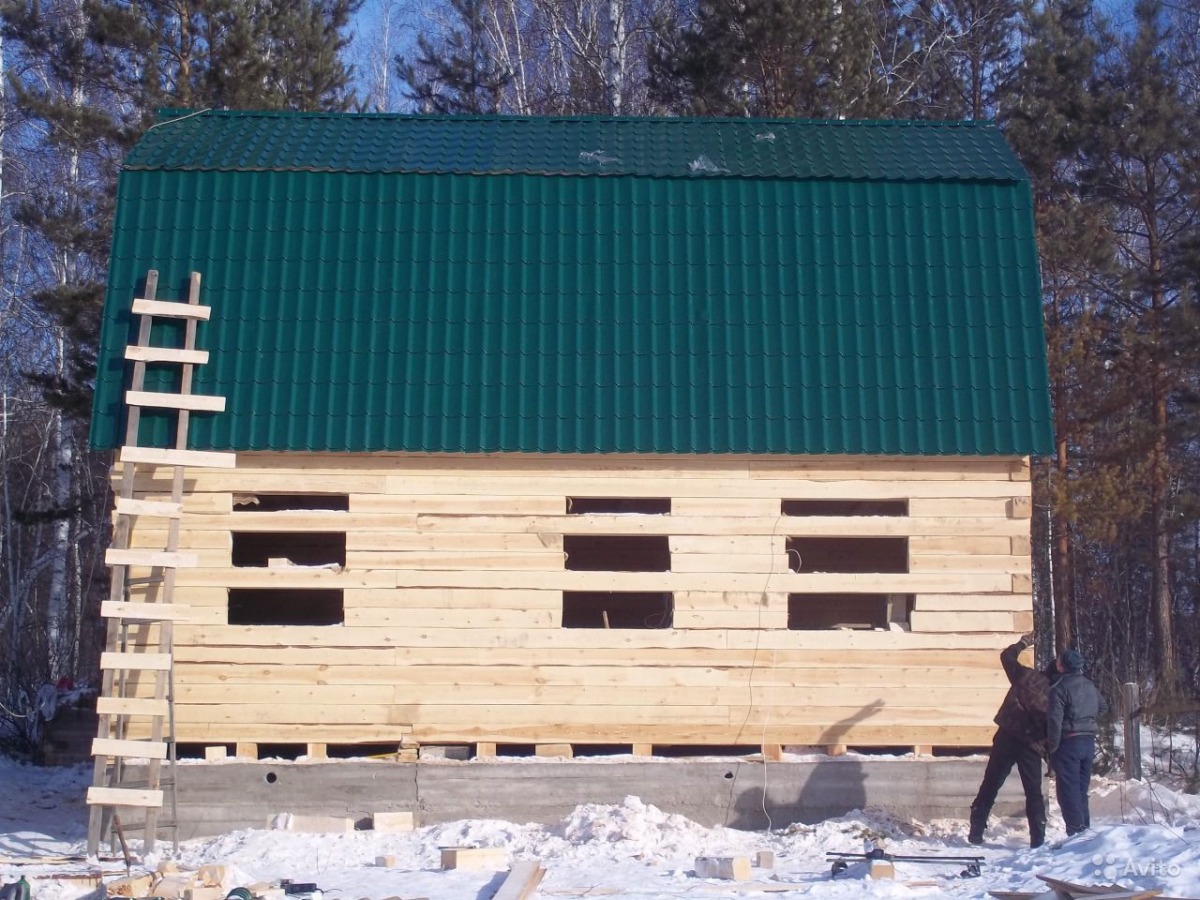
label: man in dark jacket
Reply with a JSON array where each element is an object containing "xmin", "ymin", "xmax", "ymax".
[
  {"xmin": 1047, "ymin": 648, "xmax": 1106, "ymax": 837},
  {"xmin": 968, "ymin": 633, "xmax": 1050, "ymax": 848}
]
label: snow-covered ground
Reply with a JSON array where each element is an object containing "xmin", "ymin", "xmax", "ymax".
[{"xmin": 3, "ymin": 756, "xmax": 1198, "ymax": 900}]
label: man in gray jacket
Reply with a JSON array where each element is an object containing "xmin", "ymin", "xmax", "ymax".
[{"xmin": 1046, "ymin": 649, "xmax": 1107, "ymax": 837}]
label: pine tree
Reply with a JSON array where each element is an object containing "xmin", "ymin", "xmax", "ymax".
[
  {"xmin": 646, "ymin": 0, "xmax": 878, "ymax": 118},
  {"xmin": 996, "ymin": 0, "xmax": 1112, "ymax": 662},
  {"xmin": 397, "ymin": 0, "xmax": 513, "ymax": 114},
  {"xmin": 1074, "ymin": 0, "xmax": 1200, "ymax": 696}
]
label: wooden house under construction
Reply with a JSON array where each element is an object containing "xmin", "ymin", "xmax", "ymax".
[{"xmin": 89, "ymin": 112, "xmax": 1053, "ymax": 770}]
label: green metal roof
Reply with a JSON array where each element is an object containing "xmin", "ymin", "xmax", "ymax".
[{"xmin": 91, "ymin": 112, "xmax": 1054, "ymax": 456}]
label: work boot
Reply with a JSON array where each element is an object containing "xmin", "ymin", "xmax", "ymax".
[
  {"xmin": 1030, "ymin": 819, "xmax": 1046, "ymax": 849},
  {"xmin": 968, "ymin": 806, "xmax": 987, "ymax": 845}
]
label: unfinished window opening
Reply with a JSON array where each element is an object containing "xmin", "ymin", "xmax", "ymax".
[
  {"xmin": 233, "ymin": 493, "xmax": 349, "ymax": 512},
  {"xmin": 782, "ymin": 499, "xmax": 907, "ymax": 517},
  {"xmin": 786, "ymin": 536, "xmax": 907, "ymax": 573},
  {"xmin": 567, "ymin": 497, "xmax": 671, "ymax": 515},
  {"xmin": 564, "ymin": 535, "xmax": 670, "ymax": 571},
  {"xmin": 232, "ymin": 532, "xmax": 346, "ymax": 568},
  {"xmin": 228, "ymin": 588, "xmax": 344, "ymax": 626},
  {"xmin": 787, "ymin": 593, "xmax": 912, "ymax": 630},
  {"xmin": 562, "ymin": 591, "xmax": 674, "ymax": 628}
]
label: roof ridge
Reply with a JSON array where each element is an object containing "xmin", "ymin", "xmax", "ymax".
[{"xmin": 153, "ymin": 108, "xmax": 998, "ymax": 129}]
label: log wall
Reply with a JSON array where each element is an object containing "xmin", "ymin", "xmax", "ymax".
[{"xmin": 111, "ymin": 452, "xmax": 1036, "ymax": 750}]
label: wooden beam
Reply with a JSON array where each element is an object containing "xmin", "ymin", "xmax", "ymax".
[
  {"xmin": 105, "ymin": 548, "xmax": 199, "ymax": 568},
  {"xmin": 492, "ymin": 860, "xmax": 546, "ymax": 900},
  {"xmin": 101, "ymin": 601, "xmax": 192, "ymax": 622},
  {"xmin": 101, "ymin": 651, "xmax": 173, "ymax": 671},
  {"xmin": 92, "ymin": 738, "xmax": 168, "ymax": 760},
  {"xmin": 124, "ymin": 345, "xmax": 210, "ymax": 365},
  {"xmin": 125, "ymin": 390, "xmax": 225, "ymax": 412},
  {"xmin": 119, "ymin": 446, "xmax": 237, "ymax": 469},
  {"xmin": 131, "ymin": 298, "xmax": 211, "ymax": 320},
  {"xmin": 115, "ymin": 497, "xmax": 183, "ymax": 518},
  {"xmin": 96, "ymin": 696, "xmax": 170, "ymax": 717},
  {"xmin": 86, "ymin": 786, "xmax": 164, "ymax": 808}
]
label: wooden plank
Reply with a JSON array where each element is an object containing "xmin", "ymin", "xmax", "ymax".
[
  {"xmin": 344, "ymin": 608, "xmax": 559, "ymax": 628},
  {"xmin": 178, "ymin": 568, "xmax": 395, "ymax": 588},
  {"xmin": 909, "ymin": 555, "xmax": 1027, "ymax": 573},
  {"xmin": 124, "ymin": 345, "xmax": 210, "ymax": 365},
  {"xmin": 96, "ymin": 696, "xmax": 169, "ymax": 717},
  {"xmin": 909, "ymin": 611, "xmax": 1018, "ymax": 633},
  {"xmin": 913, "ymin": 594, "xmax": 1032, "ymax": 612},
  {"xmin": 173, "ymin": 622, "xmax": 1014, "ymax": 651},
  {"xmin": 414, "ymin": 514, "xmax": 1029, "ymax": 537},
  {"xmin": 387, "ymin": 568, "xmax": 1013, "ymax": 593},
  {"xmin": 672, "ymin": 498, "xmax": 781, "ymax": 516},
  {"xmin": 126, "ymin": 389, "xmax": 225, "ymax": 412},
  {"xmin": 120, "ymin": 445, "xmax": 237, "ymax": 469},
  {"xmin": 909, "ymin": 498, "xmax": 1012, "ymax": 517},
  {"xmin": 672, "ymin": 610, "xmax": 788, "ymax": 630},
  {"xmin": 115, "ymin": 497, "xmax": 183, "ymax": 518},
  {"xmin": 492, "ymin": 860, "xmax": 546, "ymax": 900},
  {"xmin": 105, "ymin": 548, "xmax": 199, "ymax": 568},
  {"xmin": 131, "ymin": 297, "xmax": 211, "ymax": 319},
  {"xmin": 669, "ymin": 553, "xmax": 785, "ymax": 574},
  {"xmin": 86, "ymin": 786, "xmax": 163, "ymax": 808},
  {"xmin": 101, "ymin": 651, "xmax": 172, "ymax": 671},
  {"xmin": 352, "ymin": 532, "xmax": 563, "ymax": 551},
  {"xmin": 101, "ymin": 601, "xmax": 192, "ymax": 622},
  {"xmin": 116, "ymin": 719, "xmax": 996, "ymax": 746},
  {"xmin": 92, "ymin": 738, "xmax": 168, "ymax": 760},
  {"xmin": 345, "ymin": 550, "xmax": 565, "ymax": 571}
]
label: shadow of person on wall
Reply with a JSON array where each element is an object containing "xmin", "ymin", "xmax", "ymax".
[{"xmin": 724, "ymin": 701, "xmax": 885, "ymax": 831}]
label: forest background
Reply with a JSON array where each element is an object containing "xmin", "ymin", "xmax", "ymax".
[{"xmin": 0, "ymin": 0, "xmax": 1196, "ymax": 782}]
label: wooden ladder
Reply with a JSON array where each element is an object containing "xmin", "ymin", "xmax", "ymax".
[{"xmin": 87, "ymin": 271, "xmax": 236, "ymax": 856}]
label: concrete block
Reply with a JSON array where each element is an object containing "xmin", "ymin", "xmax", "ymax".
[
  {"xmin": 755, "ymin": 850, "xmax": 774, "ymax": 869},
  {"xmin": 184, "ymin": 888, "xmax": 226, "ymax": 900},
  {"xmin": 371, "ymin": 811, "xmax": 415, "ymax": 832},
  {"xmin": 418, "ymin": 745, "xmax": 470, "ymax": 761},
  {"xmin": 375, "ymin": 855, "xmax": 397, "ymax": 867},
  {"xmin": 204, "ymin": 746, "xmax": 227, "ymax": 761},
  {"xmin": 440, "ymin": 847, "xmax": 507, "ymax": 871},
  {"xmin": 695, "ymin": 857, "xmax": 751, "ymax": 882},
  {"xmin": 868, "ymin": 860, "xmax": 895, "ymax": 880}
]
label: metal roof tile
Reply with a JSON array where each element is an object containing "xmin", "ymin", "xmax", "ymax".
[{"xmin": 92, "ymin": 115, "xmax": 1053, "ymax": 456}]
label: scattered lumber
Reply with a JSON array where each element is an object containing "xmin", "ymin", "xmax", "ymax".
[
  {"xmin": 695, "ymin": 856, "xmax": 751, "ymax": 881},
  {"xmin": 492, "ymin": 860, "xmax": 546, "ymax": 900},
  {"xmin": 440, "ymin": 847, "xmax": 507, "ymax": 871}
]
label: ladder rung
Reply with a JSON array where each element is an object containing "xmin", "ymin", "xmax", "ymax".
[
  {"xmin": 125, "ymin": 390, "xmax": 225, "ymax": 412},
  {"xmin": 106, "ymin": 548, "xmax": 199, "ymax": 568},
  {"xmin": 125, "ymin": 576, "xmax": 166, "ymax": 586},
  {"xmin": 116, "ymin": 497, "xmax": 183, "ymax": 518},
  {"xmin": 124, "ymin": 345, "xmax": 210, "ymax": 365},
  {"xmin": 101, "ymin": 651, "xmax": 172, "ymax": 671},
  {"xmin": 120, "ymin": 445, "xmax": 237, "ymax": 469},
  {"xmin": 92, "ymin": 738, "xmax": 168, "ymax": 760},
  {"xmin": 131, "ymin": 298, "xmax": 211, "ymax": 320},
  {"xmin": 87, "ymin": 786, "xmax": 164, "ymax": 808},
  {"xmin": 97, "ymin": 696, "xmax": 170, "ymax": 717},
  {"xmin": 101, "ymin": 601, "xmax": 192, "ymax": 622}
]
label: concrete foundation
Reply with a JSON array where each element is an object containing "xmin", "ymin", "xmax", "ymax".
[{"xmin": 129, "ymin": 756, "xmax": 1029, "ymax": 841}]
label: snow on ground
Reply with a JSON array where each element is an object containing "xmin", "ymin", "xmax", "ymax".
[{"xmin": 2, "ymin": 756, "xmax": 1199, "ymax": 900}]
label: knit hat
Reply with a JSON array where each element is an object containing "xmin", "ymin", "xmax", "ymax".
[{"xmin": 1060, "ymin": 649, "xmax": 1084, "ymax": 673}]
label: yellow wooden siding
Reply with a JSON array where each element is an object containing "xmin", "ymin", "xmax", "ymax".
[{"xmin": 107, "ymin": 452, "xmax": 1035, "ymax": 748}]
